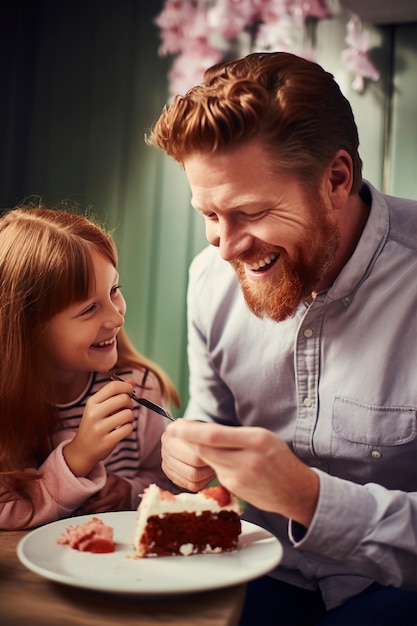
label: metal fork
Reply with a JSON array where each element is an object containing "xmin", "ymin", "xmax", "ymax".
[{"xmin": 104, "ymin": 371, "xmax": 174, "ymax": 421}]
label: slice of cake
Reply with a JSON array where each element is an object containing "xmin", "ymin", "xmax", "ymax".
[
  {"xmin": 56, "ymin": 516, "xmax": 115, "ymax": 553},
  {"xmin": 134, "ymin": 483, "xmax": 242, "ymax": 557}
]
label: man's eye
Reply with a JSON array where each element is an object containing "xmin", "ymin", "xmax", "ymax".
[{"xmin": 251, "ymin": 210, "xmax": 269, "ymax": 221}]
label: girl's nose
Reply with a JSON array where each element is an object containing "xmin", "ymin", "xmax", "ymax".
[{"xmin": 104, "ymin": 302, "xmax": 125, "ymax": 329}]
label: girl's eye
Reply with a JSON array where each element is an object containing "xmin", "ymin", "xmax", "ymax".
[
  {"xmin": 80, "ymin": 303, "xmax": 97, "ymax": 316},
  {"xmin": 111, "ymin": 284, "xmax": 121, "ymax": 297}
]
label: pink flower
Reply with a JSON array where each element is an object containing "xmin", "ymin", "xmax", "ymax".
[
  {"xmin": 154, "ymin": 0, "xmax": 195, "ymax": 29},
  {"xmin": 153, "ymin": 1, "xmax": 379, "ymax": 97},
  {"xmin": 168, "ymin": 42, "xmax": 223, "ymax": 96},
  {"xmin": 341, "ymin": 48, "xmax": 380, "ymax": 91},
  {"xmin": 294, "ymin": 0, "xmax": 329, "ymax": 20},
  {"xmin": 208, "ymin": 0, "xmax": 260, "ymax": 39},
  {"xmin": 255, "ymin": 15, "xmax": 295, "ymax": 51},
  {"xmin": 155, "ymin": 0, "xmax": 200, "ymax": 56},
  {"xmin": 342, "ymin": 16, "xmax": 380, "ymax": 92}
]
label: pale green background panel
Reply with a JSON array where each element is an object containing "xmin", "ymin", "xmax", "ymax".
[
  {"xmin": 390, "ymin": 23, "xmax": 417, "ymax": 199},
  {"xmin": 316, "ymin": 15, "xmax": 391, "ymax": 191},
  {"xmin": 1, "ymin": 2, "xmax": 416, "ymax": 412}
]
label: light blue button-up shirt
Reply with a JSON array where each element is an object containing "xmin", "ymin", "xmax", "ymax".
[{"xmin": 184, "ymin": 182, "xmax": 417, "ymax": 609}]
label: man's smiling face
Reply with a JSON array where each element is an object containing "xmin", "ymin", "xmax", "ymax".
[{"xmin": 184, "ymin": 140, "xmax": 340, "ymax": 321}]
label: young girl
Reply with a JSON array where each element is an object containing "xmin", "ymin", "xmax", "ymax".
[{"xmin": 0, "ymin": 205, "xmax": 180, "ymax": 530}]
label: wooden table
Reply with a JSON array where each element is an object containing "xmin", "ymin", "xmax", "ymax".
[{"xmin": 0, "ymin": 530, "xmax": 246, "ymax": 626}]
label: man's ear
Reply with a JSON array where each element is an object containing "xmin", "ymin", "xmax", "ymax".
[{"xmin": 327, "ymin": 150, "xmax": 354, "ymax": 201}]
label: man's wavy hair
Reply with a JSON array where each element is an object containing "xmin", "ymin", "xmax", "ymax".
[{"xmin": 147, "ymin": 51, "xmax": 362, "ymax": 193}]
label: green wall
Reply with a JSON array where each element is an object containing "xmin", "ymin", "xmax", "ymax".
[{"xmin": 1, "ymin": 2, "xmax": 416, "ymax": 412}]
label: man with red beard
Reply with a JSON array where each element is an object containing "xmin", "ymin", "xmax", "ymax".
[{"xmin": 146, "ymin": 52, "xmax": 417, "ymax": 625}]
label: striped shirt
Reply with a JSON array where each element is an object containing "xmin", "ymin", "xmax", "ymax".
[{"xmin": 57, "ymin": 369, "xmax": 146, "ymax": 478}]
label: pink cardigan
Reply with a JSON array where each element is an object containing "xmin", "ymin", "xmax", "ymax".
[{"xmin": 0, "ymin": 431, "xmax": 106, "ymax": 530}]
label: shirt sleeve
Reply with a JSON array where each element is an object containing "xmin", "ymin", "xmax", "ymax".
[
  {"xmin": 184, "ymin": 248, "xmax": 238, "ymax": 424},
  {"xmin": 289, "ymin": 469, "xmax": 417, "ymax": 589},
  {"xmin": 0, "ymin": 431, "xmax": 106, "ymax": 530}
]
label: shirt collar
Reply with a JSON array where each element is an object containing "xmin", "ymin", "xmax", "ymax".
[{"xmin": 325, "ymin": 180, "xmax": 389, "ymax": 302}]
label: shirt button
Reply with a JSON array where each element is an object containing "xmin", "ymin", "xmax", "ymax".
[
  {"xmin": 303, "ymin": 397, "xmax": 313, "ymax": 407},
  {"xmin": 343, "ymin": 295, "xmax": 351, "ymax": 305},
  {"xmin": 303, "ymin": 328, "xmax": 313, "ymax": 337},
  {"xmin": 371, "ymin": 450, "xmax": 382, "ymax": 459}
]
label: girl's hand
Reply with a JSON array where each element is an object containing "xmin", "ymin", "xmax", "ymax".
[
  {"xmin": 63, "ymin": 380, "xmax": 135, "ymax": 477},
  {"xmin": 77, "ymin": 473, "xmax": 131, "ymax": 513}
]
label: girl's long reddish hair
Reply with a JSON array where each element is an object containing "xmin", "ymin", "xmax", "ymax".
[{"xmin": 0, "ymin": 206, "xmax": 179, "ymax": 521}]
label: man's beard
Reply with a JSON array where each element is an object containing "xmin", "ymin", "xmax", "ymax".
[{"xmin": 230, "ymin": 210, "xmax": 340, "ymax": 323}]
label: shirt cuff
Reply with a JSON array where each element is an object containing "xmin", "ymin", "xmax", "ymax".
[
  {"xmin": 44, "ymin": 438, "xmax": 107, "ymax": 509},
  {"xmin": 289, "ymin": 469, "xmax": 375, "ymax": 559}
]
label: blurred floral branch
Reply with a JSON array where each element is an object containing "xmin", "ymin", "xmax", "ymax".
[{"xmin": 154, "ymin": 0, "xmax": 380, "ymax": 97}]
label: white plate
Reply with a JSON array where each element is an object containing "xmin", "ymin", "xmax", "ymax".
[{"xmin": 17, "ymin": 512, "xmax": 282, "ymax": 595}]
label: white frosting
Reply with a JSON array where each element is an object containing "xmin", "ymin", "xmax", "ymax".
[
  {"xmin": 140, "ymin": 484, "xmax": 241, "ymax": 515},
  {"xmin": 179, "ymin": 543, "xmax": 223, "ymax": 556},
  {"xmin": 179, "ymin": 543, "xmax": 194, "ymax": 556}
]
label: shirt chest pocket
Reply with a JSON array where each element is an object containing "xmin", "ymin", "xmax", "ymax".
[{"xmin": 331, "ymin": 397, "xmax": 417, "ymax": 487}]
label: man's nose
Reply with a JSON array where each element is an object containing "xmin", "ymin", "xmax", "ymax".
[{"xmin": 208, "ymin": 219, "xmax": 253, "ymax": 262}]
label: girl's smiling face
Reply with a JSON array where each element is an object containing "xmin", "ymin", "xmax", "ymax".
[{"xmin": 44, "ymin": 249, "xmax": 126, "ymax": 402}]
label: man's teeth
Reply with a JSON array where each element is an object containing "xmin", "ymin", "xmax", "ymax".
[{"xmin": 249, "ymin": 253, "xmax": 278, "ymax": 271}]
